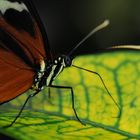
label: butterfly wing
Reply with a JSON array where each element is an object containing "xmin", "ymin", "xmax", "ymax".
[
  {"xmin": 0, "ymin": 55, "xmax": 34, "ymax": 104},
  {"xmin": 0, "ymin": 0, "xmax": 50, "ymax": 104}
]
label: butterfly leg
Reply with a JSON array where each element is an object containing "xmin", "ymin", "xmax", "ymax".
[
  {"xmin": 49, "ymin": 85, "xmax": 85, "ymax": 125},
  {"xmin": 4, "ymin": 90, "xmax": 41, "ymax": 128}
]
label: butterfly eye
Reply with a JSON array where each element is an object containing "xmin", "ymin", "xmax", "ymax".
[{"xmin": 64, "ymin": 56, "xmax": 71, "ymax": 67}]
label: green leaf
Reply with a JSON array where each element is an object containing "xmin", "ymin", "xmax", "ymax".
[{"xmin": 0, "ymin": 50, "xmax": 140, "ymax": 140}]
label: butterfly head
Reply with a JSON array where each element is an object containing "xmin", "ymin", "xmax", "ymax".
[{"xmin": 54, "ymin": 55, "xmax": 72, "ymax": 68}]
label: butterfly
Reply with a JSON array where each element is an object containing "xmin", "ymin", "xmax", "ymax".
[{"xmin": 0, "ymin": 0, "xmax": 139, "ymax": 127}]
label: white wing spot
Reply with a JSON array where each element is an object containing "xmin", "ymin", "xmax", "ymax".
[{"xmin": 0, "ymin": 0, "xmax": 28, "ymax": 14}]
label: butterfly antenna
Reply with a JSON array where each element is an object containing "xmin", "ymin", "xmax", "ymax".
[
  {"xmin": 72, "ymin": 64, "xmax": 121, "ymax": 118},
  {"xmin": 106, "ymin": 45, "xmax": 140, "ymax": 50},
  {"xmin": 68, "ymin": 20, "xmax": 110, "ymax": 56}
]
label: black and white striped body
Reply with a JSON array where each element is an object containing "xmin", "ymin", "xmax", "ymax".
[{"xmin": 35, "ymin": 55, "xmax": 72, "ymax": 90}]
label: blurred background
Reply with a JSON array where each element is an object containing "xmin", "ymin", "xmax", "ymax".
[{"xmin": 33, "ymin": 0, "xmax": 140, "ymax": 56}]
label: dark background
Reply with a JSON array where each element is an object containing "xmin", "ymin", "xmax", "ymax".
[{"xmin": 33, "ymin": 0, "xmax": 140, "ymax": 56}]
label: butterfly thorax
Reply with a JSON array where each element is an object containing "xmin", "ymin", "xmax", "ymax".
[{"xmin": 33, "ymin": 55, "xmax": 72, "ymax": 90}]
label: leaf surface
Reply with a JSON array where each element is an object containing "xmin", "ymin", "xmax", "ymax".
[{"xmin": 0, "ymin": 50, "xmax": 140, "ymax": 140}]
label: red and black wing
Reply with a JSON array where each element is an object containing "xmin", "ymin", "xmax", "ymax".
[{"xmin": 0, "ymin": 0, "xmax": 51, "ymax": 104}]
